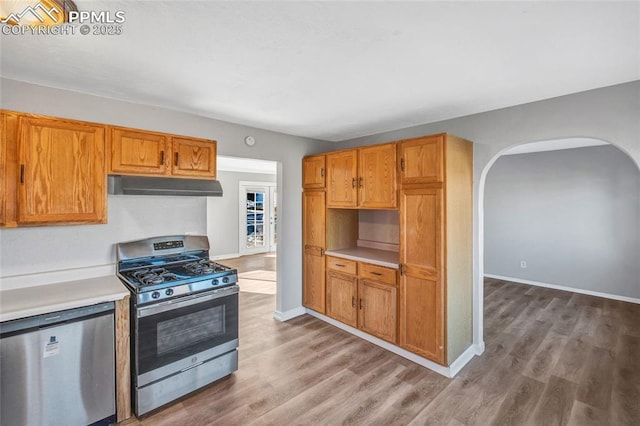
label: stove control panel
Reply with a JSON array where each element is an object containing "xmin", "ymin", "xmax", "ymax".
[
  {"xmin": 153, "ymin": 240, "xmax": 184, "ymax": 251},
  {"xmin": 135, "ymin": 274, "xmax": 238, "ymax": 305}
]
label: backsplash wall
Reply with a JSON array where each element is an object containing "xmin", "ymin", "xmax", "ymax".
[{"xmin": 0, "ymin": 196, "xmax": 206, "ymax": 277}]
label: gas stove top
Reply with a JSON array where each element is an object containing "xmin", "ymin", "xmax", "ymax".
[{"xmin": 116, "ymin": 235, "xmax": 238, "ymax": 305}]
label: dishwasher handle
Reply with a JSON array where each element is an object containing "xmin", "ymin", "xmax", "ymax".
[{"xmin": 0, "ymin": 301, "xmax": 115, "ymax": 335}]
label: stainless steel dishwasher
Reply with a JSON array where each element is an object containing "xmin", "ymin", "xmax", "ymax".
[{"xmin": 1, "ymin": 302, "xmax": 116, "ymax": 426}]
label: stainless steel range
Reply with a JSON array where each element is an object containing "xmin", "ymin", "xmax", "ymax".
[{"xmin": 116, "ymin": 235, "xmax": 239, "ymax": 416}]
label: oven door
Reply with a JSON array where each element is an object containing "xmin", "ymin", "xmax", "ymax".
[{"xmin": 135, "ymin": 285, "xmax": 238, "ymax": 387}]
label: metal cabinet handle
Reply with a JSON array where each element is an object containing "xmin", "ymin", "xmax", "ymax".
[
  {"xmin": 160, "ymin": 151, "xmax": 165, "ymax": 165},
  {"xmin": 20, "ymin": 164, "xmax": 25, "ymax": 184},
  {"xmin": 370, "ymin": 272, "xmax": 382, "ymax": 276},
  {"xmin": 352, "ymin": 177, "xmax": 356, "ymax": 188},
  {"xmin": 335, "ymin": 263, "xmax": 346, "ymax": 267},
  {"xmin": 359, "ymin": 299, "xmax": 363, "ymax": 309},
  {"xmin": 400, "ymin": 158, "xmax": 405, "ymax": 171},
  {"xmin": 352, "ymin": 296, "xmax": 355, "ymax": 308},
  {"xmin": 174, "ymin": 152, "xmax": 179, "ymax": 166},
  {"xmin": 399, "ymin": 264, "xmax": 404, "ymax": 275},
  {"xmin": 320, "ymin": 168, "xmax": 325, "ymax": 177},
  {"xmin": 359, "ymin": 177, "xmax": 363, "ymax": 187}
]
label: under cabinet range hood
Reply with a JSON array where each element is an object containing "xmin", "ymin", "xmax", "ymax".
[{"xmin": 108, "ymin": 175, "xmax": 223, "ymax": 197}]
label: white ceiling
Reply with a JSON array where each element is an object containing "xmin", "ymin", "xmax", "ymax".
[{"xmin": 1, "ymin": 1, "xmax": 638, "ymax": 141}]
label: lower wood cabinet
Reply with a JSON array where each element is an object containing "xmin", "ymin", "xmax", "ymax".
[
  {"xmin": 358, "ymin": 279, "xmax": 397, "ymax": 343},
  {"xmin": 326, "ymin": 271, "xmax": 357, "ymax": 327},
  {"xmin": 303, "ymin": 248, "xmax": 326, "ymax": 313},
  {"xmin": 325, "ymin": 256, "xmax": 397, "ymax": 343}
]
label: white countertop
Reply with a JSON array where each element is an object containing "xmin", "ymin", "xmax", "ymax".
[
  {"xmin": 0, "ymin": 276, "xmax": 130, "ymax": 322},
  {"xmin": 325, "ymin": 247, "xmax": 399, "ymax": 269}
]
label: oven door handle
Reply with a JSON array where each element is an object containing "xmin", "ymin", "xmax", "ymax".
[{"xmin": 138, "ymin": 285, "xmax": 239, "ymax": 318}]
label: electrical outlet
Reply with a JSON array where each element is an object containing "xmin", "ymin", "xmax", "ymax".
[{"xmin": 520, "ymin": 261, "xmax": 527, "ymax": 268}]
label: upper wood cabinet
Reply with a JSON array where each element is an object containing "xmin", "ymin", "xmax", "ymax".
[
  {"xmin": 0, "ymin": 112, "xmax": 19, "ymax": 227},
  {"xmin": 327, "ymin": 143, "xmax": 397, "ymax": 209},
  {"xmin": 17, "ymin": 116, "xmax": 107, "ymax": 225},
  {"xmin": 171, "ymin": 137, "xmax": 217, "ymax": 179},
  {"xmin": 302, "ymin": 154, "xmax": 326, "ymax": 189},
  {"xmin": 109, "ymin": 127, "xmax": 169, "ymax": 175},
  {"xmin": 327, "ymin": 150, "xmax": 358, "ymax": 207},
  {"xmin": 398, "ymin": 134, "xmax": 444, "ymax": 185},
  {"xmin": 358, "ymin": 143, "xmax": 397, "ymax": 208},
  {"xmin": 109, "ymin": 127, "xmax": 217, "ymax": 179}
]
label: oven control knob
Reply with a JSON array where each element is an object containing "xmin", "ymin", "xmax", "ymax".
[
  {"xmin": 222, "ymin": 277, "xmax": 230, "ymax": 284},
  {"xmin": 165, "ymin": 289, "xmax": 174, "ymax": 296},
  {"xmin": 212, "ymin": 278, "xmax": 219, "ymax": 285},
  {"xmin": 152, "ymin": 291, "xmax": 161, "ymax": 299}
]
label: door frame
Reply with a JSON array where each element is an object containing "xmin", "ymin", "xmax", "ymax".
[{"xmin": 238, "ymin": 181, "xmax": 277, "ymax": 256}]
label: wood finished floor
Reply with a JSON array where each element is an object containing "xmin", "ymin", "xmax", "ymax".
[{"xmin": 121, "ymin": 258, "xmax": 639, "ymax": 425}]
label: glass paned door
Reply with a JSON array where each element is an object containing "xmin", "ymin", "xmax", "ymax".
[
  {"xmin": 239, "ymin": 182, "xmax": 276, "ymax": 255},
  {"xmin": 246, "ymin": 190, "xmax": 266, "ymax": 251}
]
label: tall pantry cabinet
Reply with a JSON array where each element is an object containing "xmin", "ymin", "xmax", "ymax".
[
  {"xmin": 398, "ymin": 134, "xmax": 473, "ymax": 365},
  {"xmin": 302, "ymin": 154, "xmax": 327, "ymax": 313}
]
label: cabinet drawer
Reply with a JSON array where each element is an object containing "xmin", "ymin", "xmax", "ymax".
[
  {"xmin": 326, "ymin": 257, "xmax": 357, "ymax": 275},
  {"xmin": 358, "ymin": 262, "xmax": 396, "ymax": 286}
]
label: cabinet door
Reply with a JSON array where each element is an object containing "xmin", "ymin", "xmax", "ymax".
[
  {"xmin": 326, "ymin": 150, "xmax": 358, "ymax": 207},
  {"xmin": 17, "ymin": 117, "xmax": 107, "ymax": 224},
  {"xmin": 0, "ymin": 112, "xmax": 18, "ymax": 227},
  {"xmin": 399, "ymin": 135, "xmax": 444, "ymax": 185},
  {"xmin": 109, "ymin": 127, "xmax": 169, "ymax": 175},
  {"xmin": 303, "ymin": 191, "xmax": 326, "ymax": 248},
  {"xmin": 399, "ymin": 187, "xmax": 445, "ymax": 363},
  {"xmin": 302, "ymin": 155, "xmax": 326, "ymax": 189},
  {"xmin": 171, "ymin": 137, "xmax": 217, "ymax": 179},
  {"xmin": 358, "ymin": 279, "xmax": 397, "ymax": 343},
  {"xmin": 359, "ymin": 143, "xmax": 397, "ymax": 208},
  {"xmin": 326, "ymin": 271, "xmax": 357, "ymax": 327},
  {"xmin": 303, "ymin": 248, "xmax": 325, "ymax": 313}
]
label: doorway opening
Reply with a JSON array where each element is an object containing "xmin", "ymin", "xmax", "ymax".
[
  {"xmin": 207, "ymin": 156, "xmax": 279, "ymax": 306},
  {"xmin": 477, "ymin": 137, "xmax": 640, "ymax": 352}
]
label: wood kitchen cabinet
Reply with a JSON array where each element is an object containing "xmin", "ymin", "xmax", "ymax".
[
  {"xmin": 17, "ymin": 115, "xmax": 107, "ymax": 225},
  {"xmin": 358, "ymin": 279, "xmax": 397, "ymax": 343},
  {"xmin": 325, "ymin": 256, "xmax": 398, "ymax": 343},
  {"xmin": 0, "ymin": 111, "xmax": 19, "ymax": 227},
  {"xmin": 358, "ymin": 143, "xmax": 397, "ymax": 209},
  {"xmin": 302, "ymin": 154, "xmax": 326, "ymax": 189},
  {"xmin": 326, "ymin": 270, "xmax": 357, "ymax": 327},
  {"xmin": 398, "ymin": 134, "xmax": 472, "ymax": 365},
  {"xmin": 304, "ymin": 132, "xmax": 472, "ymax": 368},
  {"xmin": 170, "ymin": 136, "xmax": 217, "ymax": 179},
  {"xmin": 302, "ymin": 190, "xmax": 326, "ymax": 313},
  {"xmin": 326, "ymin": 150, "xmax": 358, "ymax": 207},
  {"xmin": 326, "ymin": 143, "xmax": 396, "ymax": 209},
  {"xmin": 109, "ymin": 127, "xmax": 169, "ymax": 175},
  {"xmin": 109, "ymin": 127, "xmax": 217, "ymax": 179},
  {"xmin": 398, "ymin": 134, "xmax": 444, "ymax": 184}
]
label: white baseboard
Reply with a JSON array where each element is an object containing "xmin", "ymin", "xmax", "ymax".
[
  {"xmin": 485, "ymin": 274, "xmax": 640, "ymax": 305},
  {"xmin": 273, "ymin": 306, "xmax": 306, "ymax": 322},
  {"xmin": 211, "ymin": 253, "xmax": 241, "ymax": 261},
  {"xmin": 305, "ymin": 309, "xmax": 477, "ymax": 378}
]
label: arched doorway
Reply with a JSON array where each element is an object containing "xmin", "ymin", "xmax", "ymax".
[{"xmin": 474, "ymin": 137, "xmax": 640, "ymax": 351}]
